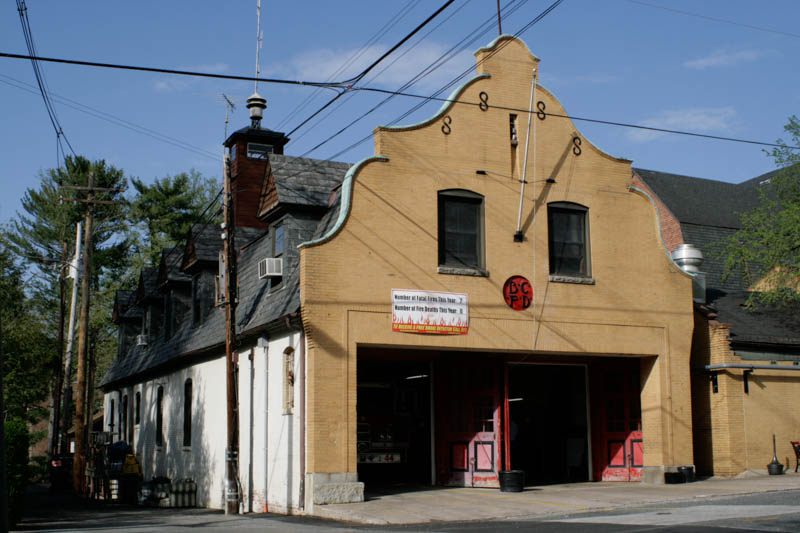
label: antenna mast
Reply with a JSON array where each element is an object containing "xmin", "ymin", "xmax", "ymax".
[
  {"xmin": 254, "ymin": 0, "xmax": 262, "ymax": 93},
  {"xmin": 222, "ymin": 94, "xmax": 236, "ymax": 140}
]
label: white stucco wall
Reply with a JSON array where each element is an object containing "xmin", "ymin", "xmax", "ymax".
[{"xmin": 102, "ymin": 330, "xmax": 304, "ymax": 512}]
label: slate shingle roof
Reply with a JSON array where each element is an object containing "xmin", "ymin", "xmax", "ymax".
[
  {"xmin": 634, "ymin": 168, "xmax": 763, "ymax": 229},
  {"xmin": 268, "ymin": 154, "xmax": 350, "ymax": 208},
  {"xmin": 101, "ymin": 232, "xmax": 302, "ymax": 387},
  {"xmin": 183, "ymin": 224, "xmax": 266, "ymax": 269},
  {"xmin": 705, "ymin": 289, "xmax": 800, "ymax": 348},
  {"xmin": 101, "ymin": 154, "xmax": 350, "ymax": 389},
  {"xmin": 633, "ymin": 168, "xmax": 774, "ymax": 292},
  {"xmin": 136, "ymin": 268, "xmax": 159, "ymax": 303},
  {"xmin": 157, "ymin": 246, "xmax": 190, "ymax": 287},
  {"xmin": 113, "ymin": 290, "xmax": 142, "ymax": 323},
  {"xmin": 636, "ymin": 167, "xmax": 799, "ymax": 349}
]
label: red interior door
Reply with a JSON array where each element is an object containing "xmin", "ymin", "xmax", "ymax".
[
  {"xmin": 598, "ymin": 365, "xmax": 643, "ymax": 481},
  {"xmin": 436, "ymin": 360, "xmax": 499, "ymax": 487}
]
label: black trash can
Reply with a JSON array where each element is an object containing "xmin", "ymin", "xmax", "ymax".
[
  {"xmin": 678, "ymin": 466, "xmax": 694, "ymax": 483},
  {"xmin": 499, "ymin": 470, "xmax": 525, "ymax": 492}
]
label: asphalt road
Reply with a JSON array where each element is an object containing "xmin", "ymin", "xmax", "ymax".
[{"xmin": 13, "ymin": 485, "xmax": 800, "ymax": 532}]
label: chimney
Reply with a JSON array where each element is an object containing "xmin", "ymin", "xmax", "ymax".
[
  {"xmin": 222, "ymin": 93, "xmax": 289, "ymax": 229},
  {"xmin": 671, "ymin": 244, "xmax": 706, "ymax": 303}
]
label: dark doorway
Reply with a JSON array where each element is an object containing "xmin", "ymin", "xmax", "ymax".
[
  {"xmin": 357, "ymin": 360, "xmax": 432, "ymax": 487},
  {"xmin": 508, "ymin": 364, "xmax": 589, "ymax": 484}
]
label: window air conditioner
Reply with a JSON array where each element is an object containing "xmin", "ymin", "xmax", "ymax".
[
  {"xmin": 258, "ymin": 257, "xmax": 283, "ymax": 279},
  {"xmin": 136, "ymin": 334, "xmax": 148, "ymax": 347}
]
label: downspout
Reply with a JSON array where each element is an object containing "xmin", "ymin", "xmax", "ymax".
[
  {"xmin": 298, "ymin": 329, "xmax": 306, "ymax": 511},
  {"xmin": 248, "ymin": 349, "xmax": 255, "ymax": 513},
  {"xmin": 258, "ymin": 336, "xmax": 269, "ymax": 513}
]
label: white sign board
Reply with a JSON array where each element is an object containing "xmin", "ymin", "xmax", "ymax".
[{"xmin": 391, "ymin": 289, "xmax": 468, "ymax": 334}]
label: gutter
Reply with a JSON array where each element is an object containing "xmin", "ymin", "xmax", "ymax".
[{"xmin": 694, "ymin": 363, "xmax": 800, "ymax": 395}]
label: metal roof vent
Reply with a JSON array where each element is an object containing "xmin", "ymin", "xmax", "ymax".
[
  {"xmin": 672, "ymin": 244, "xmax": 706, "ymax": 303},
  {"xmin": 246, "ymin": 92, "xmax": 267, "ymax": 128},
  {"xmin": 671, "ymin": 244, "xmax": 703, "ymax": 273}
]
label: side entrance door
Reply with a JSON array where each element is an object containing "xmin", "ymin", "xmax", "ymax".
[
  {"xmin": 597, "ymin": 364, "xmax": 643, "ymax": 481},
  {"xmin": 436, "ymin": 359, "xmax": 500, "ymax": 487}
]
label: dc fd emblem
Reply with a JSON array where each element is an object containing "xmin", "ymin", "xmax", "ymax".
[{"xmin": 503, "ymin": 276, "xmax": 532, "ymax": 311}]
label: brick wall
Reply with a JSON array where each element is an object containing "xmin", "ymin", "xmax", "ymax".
[{"xmin": 300, "ymin": 36, "xmax": 695, "ymax": 478}]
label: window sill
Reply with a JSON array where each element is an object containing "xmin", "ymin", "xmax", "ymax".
[
  {"xmin": 182, "ymin": 446, "xmax": 192, "ymax": 452},
  {"xmin": 156, "ymin": 446, "xmax": 164, "ymax": 452},
  {"xmin": 549, "ymin": 275, "xmax": 595, "ymax": 285},
  {"xmin": 437, "ymin": 266, "xmax": 489, "ymax": 277}
]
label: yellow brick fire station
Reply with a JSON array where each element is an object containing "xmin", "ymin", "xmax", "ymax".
[{"xmin": 297, "ymin": 35, "xmax": 696, "ymax": 506}]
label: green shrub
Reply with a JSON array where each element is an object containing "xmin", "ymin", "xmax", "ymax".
[{"xmin": 4, "ymin": 419, "xmax": 31, "ymax": 527}]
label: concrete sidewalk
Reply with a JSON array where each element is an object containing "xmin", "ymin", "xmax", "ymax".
[{"xmin": 312, "ymin": 471, "xmax": 800, "ymax": 525}]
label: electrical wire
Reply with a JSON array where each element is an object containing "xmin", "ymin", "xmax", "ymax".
[
  {"xmin": 16, "ymin": 0, "xmax": 76, "ymax": 158},
  {"xmin": 286, "ymin": 0, "xmax": 473, "ymax": 146},
  {"xmin": 351, "ymin": 86, "xmax": 800, "ymax": 150},
  {"xmin": 320, "ymin": 0, "xmax": 559, "ymax": 160},
  {"xmin": 625, "ymin": 0, "xmax": 800, "ymax": 39},
  {"xmin": 274, "ymin": 0, "xmax": 422, "ymax": 131},
  {"xmin": 0, "ymin": 74, "xmax": 220, "ymax": 161},
  {"xmin": 297, "ymin": 0, "xmax": 531, "ymax": 157},
  {"xmin": 4, "ymin": 1, "xmax": 798, "ymax": 154},
  {"xmin": 284, "ymin": 0, "xmax": 457, "ymax": 138}
]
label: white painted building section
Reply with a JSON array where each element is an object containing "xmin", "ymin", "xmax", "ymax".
[{"xmin": 102, "ymin": 330, "xmax": 304, "ymax": 512}]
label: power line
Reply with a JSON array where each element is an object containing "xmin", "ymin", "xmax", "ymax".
[
  {"xmin": 285, "ymin": 0, "xmax": 458, "ymax": 138},
  {"xmin": 625, "ymin": 0, "xmax": 800, "ymax": 39},
  {"xmin": 16, "ymin": 0, "xmax": 76, "ymax": 158},
  {"xmin": 312, "ymin": 0, "xmax": 551, "ymax": 159},
  {"xmin": 350, "ymin": 86, "xmax": 800, "ymax": 151},
  {"xmin": 274, "ymin": 0, "xmax": 422, "ymax": 131},
  {"xmin": 0, "ymin": 51, "xmax": 342, "ymax": 89},
  {"xmin": 286, "ymin": 0, "xmax": 474, "ymax": 146},
  {"xmin": 0, "ymin": 74, "xmax": 220, "ymax": 162}
]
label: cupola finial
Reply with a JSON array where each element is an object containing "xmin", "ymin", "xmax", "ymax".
[{"xmin": 246, "ymin": 92, "xmax": 267, "ymax": 128}]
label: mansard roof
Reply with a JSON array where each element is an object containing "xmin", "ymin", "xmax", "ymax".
[
  {"xmin": 101, "ymin": 230, "xmax": 301, "ymax": 388},
  {"xmin": 112, "ymin": 290, "xmax": 142, "ymax": 324},
  {"xmin": 181, "ymin": 224, "xmax": 266, "ymax": 273},
  {"xmin": 135, "ymin": 267, "xmax": 160, "ymax": 304},
  {"xmin": 258, "ymin": 154, "xmax": 350, "ymax": 218},
  {"xmin": 157, "ymin": 246, "xmax": 190, "ymax": 288}
]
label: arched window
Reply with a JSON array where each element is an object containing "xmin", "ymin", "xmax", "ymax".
[
  {"xmin": 109, "ymin": 398, "xmax": 115, "ymax": 434},
  {"xmin": 183, "ymin": 379, "xmax": 192, "ymax": 447},
  {"xmin": 121, "ymin": 394, "xmax": 128, "ymax": 442},
  {"xmin": 135, "ymin": 391, "xmax": 141, "ymax": 425},
  {"xmin": 547, "ymin": 202, "xmax": 591, "ymax": 278},
  {"xmin": 156, "ymin": 386, "xmax": 164, "ymax": 447}
]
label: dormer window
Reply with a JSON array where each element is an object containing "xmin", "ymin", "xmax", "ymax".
[
  {"xmin": 270, "ymin": 225, "xmax": 284, "ymax": 290},
  {"xmin": 192, "ymin": 271, "xmax": 215, "ymax": 326},
  {"xmin": 247, "ymin": 142, "xmax": 273, "ymax": 159}
]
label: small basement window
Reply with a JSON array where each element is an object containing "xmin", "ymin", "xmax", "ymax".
[{"xmin": 247, "ymin": 143, "xmax": 273, "ymax": 159}]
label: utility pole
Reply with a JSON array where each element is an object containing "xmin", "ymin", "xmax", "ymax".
[
  {"xmin": 73, "ymin": 172, "xmax": 94, "ymax": 495},
  {"xmin": 49, "ymin": 246, "xmax": 67, "ymax": 459},
  {"xmin": 61, "ymin": 222, "xmax": 82, "ymax": 456},
  {"xmin": 223, "ymin": 155, "xmax": 240, "ymax": 514}
]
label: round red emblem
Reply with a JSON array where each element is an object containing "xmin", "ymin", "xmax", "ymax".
[{"xmin": 503, "ymin": 276, "xmax": 533, "ymax": 311}]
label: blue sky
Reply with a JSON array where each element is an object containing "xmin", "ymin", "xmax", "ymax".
[{"xmin": 2, "ymin": 0, "xmax": 798, "ymax": 225}]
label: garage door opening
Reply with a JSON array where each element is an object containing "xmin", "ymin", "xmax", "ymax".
[
  {"xmin": 357, "ymin": 360, "xmax": 432, "ymax": 488},
  {"xmin": 508, "ymin": 364, "xmax": 590, "ymax": 484}
]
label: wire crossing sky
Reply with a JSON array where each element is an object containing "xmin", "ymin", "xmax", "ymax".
[{"xmin": 1, "ymin": 1, "xmax": 798, "ymax": 224}]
